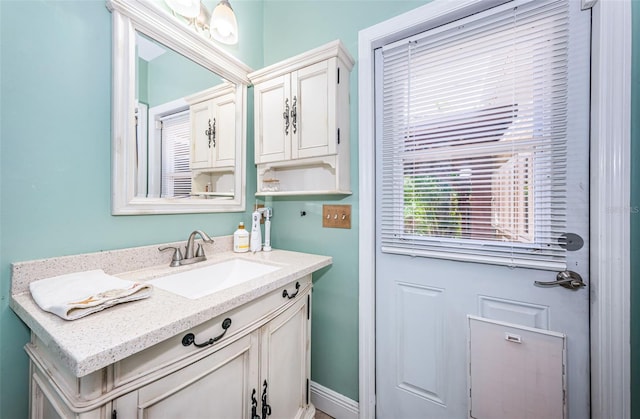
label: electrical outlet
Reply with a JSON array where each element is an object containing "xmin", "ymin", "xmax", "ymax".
[{"xmin": 322, "ymin": 205, "xmax": 352, "ymax": 229}]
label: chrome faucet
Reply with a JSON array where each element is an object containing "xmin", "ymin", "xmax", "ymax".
[
  {"xmin": 183, "ymin": 230, "xmax": 214, "ymax": 264},
  {"xmin": 159, "ymin": 230, "xmax": 214, "ymax": 267}
]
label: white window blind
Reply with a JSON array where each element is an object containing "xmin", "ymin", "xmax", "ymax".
[
  {"xmin": 160, "ymin": 111, "xmax": 191, "ymax": 198},
  {"xmin": 380, "ymin": 0, "xmax": 581, "ymax": 270}
]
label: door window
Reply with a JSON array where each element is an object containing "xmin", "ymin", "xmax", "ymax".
[{"xmin": 380, "ymin": 0, "xmax": 578, "ymax": 270}]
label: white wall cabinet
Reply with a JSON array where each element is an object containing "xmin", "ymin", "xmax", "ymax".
[
  {"xmin": 249, "ymin": 40, "xmax": 354, "ymax": 196},
  {"xmin": 187, "ymin": 83, "xmax": 238, "ymax": 198},
  {"xmin": 27, "ymin": 277, "xmax": 314, "ymax": 419},
  {"xmin": 253, "ymin": 61, "xmax": 337, "ymax": 164},
  {"xmin": 189, "ymin": 84, "xmax": 237, "ymax": 171}
]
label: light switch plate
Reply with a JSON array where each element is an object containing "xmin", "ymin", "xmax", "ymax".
[{"xmin": 322, "ymin": 205, "xmax": 352, "ymax": 229}]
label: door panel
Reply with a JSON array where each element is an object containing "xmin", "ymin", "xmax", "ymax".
[
  {"xmin": 377, "ymin": 258, "xmax": 589, "ymax": 418},
  {"xmin": 394, "ymin": 283, "xmax": 446, "ymax": 405},
  {"xmin": 374, "ymin": 1, "xmax": 591, "ymax": 418},
  {"xmin": 293, "ymin": 59, "xmax": 337, "ymax": 159},
  {"xmin": 190, "ymin": 101, "xmax": 212, "ymax": 169},
  {"xmin": 468, "ymin": 316, "xmax": 566, "ymax": 419},
  {"xmin": 260, "ymin": 295, "xmax": 309, "ymax": 419},
  {"xmin": 477, "ymin": 296, "xmax": 550, "ymax": 329},
  {"xmin": 254, "ymin": 75, "xmax": 290, "ymax": 163},
  {"xmin": 214, "ymin": 93, "xmax": 237, "ymax": 167}
]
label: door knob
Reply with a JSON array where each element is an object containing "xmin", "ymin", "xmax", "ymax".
[{"xmin": 534, "ymin": 270, "xmax": 585, "ymax": 290}]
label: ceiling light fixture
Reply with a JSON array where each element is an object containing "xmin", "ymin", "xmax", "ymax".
[{"xmin": 165, "ymin": 0, "xmax": 239, "ymax": 45}]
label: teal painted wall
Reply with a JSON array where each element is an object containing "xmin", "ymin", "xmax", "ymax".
[
  {"xmin": 137, "ymin": 57, "xmax": 149, "ymax": 104},
  {"xmin": 0, "ymin": 1, "xmax": 263, "ymax": 417},
  {"xmin": 261, "ymin": 0, "xmax": 428, "ymax": 402},
  {"xmin": 146, "ymin": 47, "xmax": 223, "ymax": 107},
  {"xmin": 631, "ymin": 1, "xmax": 639, "ymax": 418}
]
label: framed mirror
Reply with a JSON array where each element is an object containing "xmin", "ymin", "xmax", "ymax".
[{"xmin": 107, "ymin": 0, "xmax": 252, "ymax": 214}]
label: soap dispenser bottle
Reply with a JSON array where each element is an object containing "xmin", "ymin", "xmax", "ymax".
[
  {"xmin": 233, "ymin": 222, "xmax": 249, "ymax": 253},
  {"xmin": 250, "ymin": 210, "xmax": 262, "ymax": 252}
]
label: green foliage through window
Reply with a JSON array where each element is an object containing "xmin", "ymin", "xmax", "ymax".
[{"xmin": 404, "ymin": 175, "xmax": 462, "ymax": 237}]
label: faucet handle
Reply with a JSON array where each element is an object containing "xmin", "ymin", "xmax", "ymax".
[
  {"xmin": 195, "ymin": 243, "xmax": 205, "ymax": 258},
  {"xmin": 159, "ymin": 246, "xmax": 184, "ymax": 267}
]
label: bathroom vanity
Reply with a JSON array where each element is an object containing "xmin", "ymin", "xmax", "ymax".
[{"xmin": 10, "ymin": 240, "xmax": 331, "ymax": 419}]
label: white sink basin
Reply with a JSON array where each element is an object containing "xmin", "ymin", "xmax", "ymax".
[{"xmin": 147, "ymin": 258, "xmax": 282, "ymax": 299}]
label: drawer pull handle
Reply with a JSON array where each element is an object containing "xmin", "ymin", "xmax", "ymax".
[
  {"xmin": 181, "ymin": 318, "xmax": 232, "ymax": 348},
  {"xmin": 282, "ymin": 281, "xmax": 300, "ymax": 299},
  {"xmin": 205, "ymin": 118, "xmax": 216, "ymax": 148},
  {"xmin": 283, "ymin": 98, "xmax": 290, "ymax": 135},
  {"xmin": 290, "ymin": 96, "xmax": 297, "ymax": 134}
]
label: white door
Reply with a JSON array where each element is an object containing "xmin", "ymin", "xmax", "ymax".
[{"xmin": 374, "ymin": 1, "xmax": 590, "ymax": 418}]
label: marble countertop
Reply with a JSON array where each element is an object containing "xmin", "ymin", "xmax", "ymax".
[{"xmin": 10, "ymin": 246, "xmax": 331, "ymax": 377}]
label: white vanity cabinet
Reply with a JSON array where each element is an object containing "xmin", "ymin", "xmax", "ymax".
[
  {"xmin": 249, "ymin": 40, "xmax": 354, "ymax": 196},
  {"xmin": 27, "ymin": 277, "xmax": 314, "ymax": 419},
  {"xmin": 188, "ymin": 83, "xmax": 237, "ymax": 171}
]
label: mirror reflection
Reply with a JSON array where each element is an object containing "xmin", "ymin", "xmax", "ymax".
[{"xmin": 134, "ymin": 32, "xmax": 236, "ymax": 201}]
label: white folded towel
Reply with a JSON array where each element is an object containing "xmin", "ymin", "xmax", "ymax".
[{"xmin": 29, "ymin": 269, "xmax": 153, "ymax": 320}]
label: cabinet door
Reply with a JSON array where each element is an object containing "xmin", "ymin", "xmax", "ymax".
[
  {"xmin": 113, "ymin": 333, "xmax": 259, "ymax": 419},
  {"xmin": 291, "ymin": 59, "xmax": 338, "ymax": 159},
  {"xmin": 212, "ymin": 92, "xmax": 237, "ymax": 168},
  {"xmin": 254, "ymin": 75, "xmax": 291, "ymax": 164},
  {"xmin": 190, "ymin": 101, "xmax": 214, "ymax": 170},
  {"xmin": 260, "ymin": 292, "xmax": 310, "ymax": 419}
]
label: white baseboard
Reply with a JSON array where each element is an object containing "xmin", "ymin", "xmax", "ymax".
[{"xmin": 310, "ymin": 381, "xmax": 359, "ymax": 419}]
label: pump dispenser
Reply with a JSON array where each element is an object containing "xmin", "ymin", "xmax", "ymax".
[
  {"xmin": 233, "ymin": 222, "xmax": 249, "ymax": 253},
  {"xmin": 250, "ymin": 210, "xmax": 262, "ymax": 252}
]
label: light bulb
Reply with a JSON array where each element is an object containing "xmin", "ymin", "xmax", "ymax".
[{"xmin": 210, "ymin": 0, "xmax": 238, "ymax": 45}]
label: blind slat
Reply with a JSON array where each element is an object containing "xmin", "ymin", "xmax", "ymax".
[{"xmin": 379, "ymin": 0, "xmax": 581, "ymax": 269}]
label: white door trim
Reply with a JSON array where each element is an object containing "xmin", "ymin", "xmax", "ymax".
[
  {"xmin": 588, "ymin": 1, "xmax": 632, "ymax": 417},
  {"xmin": 357, "ymin": 1, "xmax": 632, "ymax": 418}
]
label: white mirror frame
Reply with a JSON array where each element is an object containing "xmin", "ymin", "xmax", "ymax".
[{"xmin": 107, "ymin": 0, "xmax": 252, "ymax": 214}]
